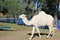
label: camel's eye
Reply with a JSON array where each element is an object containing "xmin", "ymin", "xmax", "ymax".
[{"xmin": 22, "ymin": 15, "xmax": 25, "ymax": 17}]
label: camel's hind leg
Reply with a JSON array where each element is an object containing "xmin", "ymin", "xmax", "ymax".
[{"xmin": 47, "ymin": 23, "xmax": 53, "ymax": 38}]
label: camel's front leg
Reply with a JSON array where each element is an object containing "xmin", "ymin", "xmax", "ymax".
[
  {"xmin": 29, "ymin": 27, "xmax": 35, "ymax": 40},
  {"xmin": 35, "ymin": 26, "xmax": 41, "ymax": 39}
]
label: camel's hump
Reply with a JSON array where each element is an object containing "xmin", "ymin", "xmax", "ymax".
[{"xmin": 39, "ymin": 11, "xmax": 47, "ymax": 16}]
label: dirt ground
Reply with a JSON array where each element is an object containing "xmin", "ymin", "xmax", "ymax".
[{"xmin": 0, "ymin": 30, "xmax": 60, "ymax": 40}]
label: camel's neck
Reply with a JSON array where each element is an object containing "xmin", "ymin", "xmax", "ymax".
[{"xmin": 22, "ymin": 17, "xmax": 31, "ymax": 25}]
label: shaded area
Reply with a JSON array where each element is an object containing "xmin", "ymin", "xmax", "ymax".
[
  {"xmin": 0, "ymin": 29, "xmax": 13, "ymax": 31},
  {"xmin": 27, "ymin": 33, "xmax": 52, "ymax": 39}
]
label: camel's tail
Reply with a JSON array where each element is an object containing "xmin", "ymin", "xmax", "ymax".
[{"xmin": 53, "ymin": 18, "xmax": 57, "ymax": 30}]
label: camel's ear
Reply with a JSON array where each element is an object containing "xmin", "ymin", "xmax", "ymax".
[{"xmin": 22, "ymin": 14, "xmax": 25, "ymax": 15}]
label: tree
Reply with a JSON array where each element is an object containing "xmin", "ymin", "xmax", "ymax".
[{"xmin": 46, "ymin": 0, "xmax": 58, "ymax": 27}]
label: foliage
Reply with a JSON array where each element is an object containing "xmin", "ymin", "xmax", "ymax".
[{"xmin": 0, "ymin": 0, "xmax": 60, "ymax": 19}]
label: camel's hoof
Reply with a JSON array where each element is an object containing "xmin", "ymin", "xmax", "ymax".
[
  {"xmin": 39, "ymin": 36, "xmax": 41, "ymax": 39},
  {"xmin": 46, "ymin": 36, "xmax": 49, "ymax": 39},
  {"xmin": 46, "ymin": 37, "xmax": 48, "ymax": 39},
  {"xmin": 29, "ymin": 38, "xmax": 32, "ymax": 40}
]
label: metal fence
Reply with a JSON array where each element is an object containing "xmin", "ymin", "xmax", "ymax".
[{"xmin": 0, "ymin": 18, "xmax": 60, "ymax": 30}]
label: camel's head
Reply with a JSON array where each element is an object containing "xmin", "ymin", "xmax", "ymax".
[{"xmin": 19, "ymin": 14, "xmax": 26, "ymax": 19}]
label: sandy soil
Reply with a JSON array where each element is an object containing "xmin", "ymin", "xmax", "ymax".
[{"xmin": 0, "ymin": 30, "xmax": 60, "ymax": 40}]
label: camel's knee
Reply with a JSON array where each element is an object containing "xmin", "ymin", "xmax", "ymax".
[
  {"xmin": 47, "ymin": 24, "xmax": 53, "ymax": 31},
  {"xmin": 48, "ymin": 26, "xmax": 53, "ymax": 31}
]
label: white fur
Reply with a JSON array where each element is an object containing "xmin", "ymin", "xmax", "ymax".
[{"xmin": 19, "ymin": 11, "xmax": 55, "ymax": 39}]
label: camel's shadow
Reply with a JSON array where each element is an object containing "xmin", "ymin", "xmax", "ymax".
[{"xmin": 27, "ymin": 33, "xmax": 52, "ymax": 39}]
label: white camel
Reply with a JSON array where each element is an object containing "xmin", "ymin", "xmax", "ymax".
[{"xmin": 19, "ymin": 11, "xmax": 56, "ymax": 40}]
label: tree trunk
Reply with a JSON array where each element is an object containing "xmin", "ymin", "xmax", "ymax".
[{"xmin": 54, "ymin": 14, "xmax": 58, "ymax": 28}]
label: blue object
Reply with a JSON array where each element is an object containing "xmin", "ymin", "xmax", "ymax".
[
  {"xmin": 17, "ymin": 19, "xmax": 24, "ymax": 25},
  {"xmin": 57, "ymin": 20, "xmax": 60, "ymax": 30},
  {"xmin": 0, "ymin": 26, "xmax": 11, "ymax": 30}
]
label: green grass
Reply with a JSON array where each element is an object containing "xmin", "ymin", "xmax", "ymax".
[
  {"xmin": 0, "ymin": 22, "xmax": 32, "ymax": 31},
  {"xmin": 0, "ymin": 22, "xmax": 60, "ymax": 40}
]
